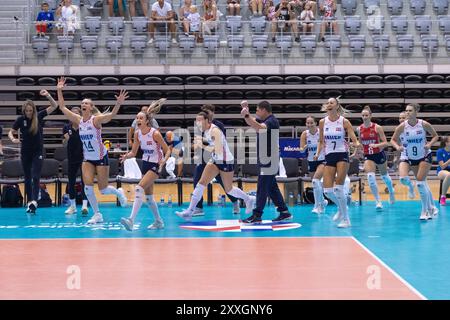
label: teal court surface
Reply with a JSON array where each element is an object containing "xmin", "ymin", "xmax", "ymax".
[{"xmin": 0, "ymin": 200, "xmax": 448, "ymax": 299}]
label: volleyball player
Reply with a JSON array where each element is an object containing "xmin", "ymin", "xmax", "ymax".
[
  {"xmin": 300, "ymin": 116, "xmax": 327, "ymax": 214},
  {"xmin": 56, "ymin": 76, "xmax": 128, "ymax": 224},
  {"xmin": 391, "ymin": 104, "xmax": 439, "ymax": 220},
  {"xmin": 175, "ymin": 109, "xmax": 255, "ymax": 220},
  {"xmin": 120, "ymin": 99, "xmax": 171, "ymax": 231},
  {"xmin": 316, "ymin": 97, "xmax": 360, "ymax": 228},
  {"xmin": 8, "ymin": 89, "xmax": 59, "ymax": 214},
  {"xmin": 393, "ymin": 111, "xmax": 416, "ymax": 199},
  {"xmin": 190, "ymin": 104, "xmax": 241, "ymax": 216},
  {"xmin": 357, "ymin": 106, "xmax": 395, "ymax": 210}
]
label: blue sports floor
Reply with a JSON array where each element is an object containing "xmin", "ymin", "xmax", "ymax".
[{"xmin": 0, "ymin": 200, "xmax": 449, "ymax": 299}]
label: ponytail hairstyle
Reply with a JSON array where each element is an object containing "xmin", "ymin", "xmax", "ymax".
[
  {"xmin": 335, "ymin": 96, "xmax": 350, "ymax": 116},
  {"xmin": 321, "ymin": 96, "xmax": 350, "ymax": 115},
  {"xmin": 145, "ymin": 98, "xmax": 166, "ymax": 126},
  {"xmin": 201, "ymin": 104, "xmax": 215, "ymax": 121},
  {"xmin": 362, "ymin": 105, "xmax": 372, "ymax": 114},
  {"xmin": 22, "ymin": 100, "xmax": 38, "ymax": 135}
]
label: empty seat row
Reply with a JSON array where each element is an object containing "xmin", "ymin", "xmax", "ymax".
[{"xmin": 16, "ymin": 73, "xmax": 450, "ymax": 86}]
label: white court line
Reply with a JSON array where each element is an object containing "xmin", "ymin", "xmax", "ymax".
[
  {"xmin": 351, "ymin": 236, "xmax": 427, "ymax": 300},
  {"xmin": 0, "ymin": 236, "xmax": 352, "ymax": 241}
]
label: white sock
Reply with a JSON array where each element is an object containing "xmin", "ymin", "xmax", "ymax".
[
  {"xmin": 312, "ymin": 178, "xmax": 324, "ymax": 208},
  {"xmin": 324, "ymin": 187, "xmax": 338, "ymax": 207},
  {"xmin": 416, "ymin": 181, "xmax": 429, "ymax": 212},
  {"xmin": 84, "ymin": 185, "xmax": 99, "ymax": 213},
  {"xmin": 188, "ymin": 184, "xmax": 206, "ymax": 212},
  {"xmin": 334, "ymin": 185, "xmax": 348, "ymax": 220},
  {"xmin": 367, "ymin": 172, "xmax": 380, "ymax": 202},
  {"xmin": 82, "ymin": 200, "xmax": 88, "ymax": 208},
  {"xmin": 227, "ymin": 187, "xmax": 250, "ymax": 202},
  {"xmin": 100, "ymin": 185, "xmax": 122, "ymax": 198},
  {"xmin": 146, "ymin": 195, "xmax": 162, "ymax": 222},
  {"xmin": 381, "ymin": 174, "xmax": 395, "ymax": 195},
  {"xmin": 400, "ymin": 176, "xmax": 414, "ymax": 193},
  {"xmin": 129, "ymin": 185, "xmax": 144, "ymax": 222},
  {"xmin": 69, "ymin": 198, "xmax": 76, "ymax": 207}
]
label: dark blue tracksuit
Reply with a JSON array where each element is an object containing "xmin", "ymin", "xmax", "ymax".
[
  {"xmin": 253, "ymin": 114, "xmax": 288, "ymax": 217},
  {"xmin": 193, "ymin": 119, "xmax": 238, "ymax": 209}
]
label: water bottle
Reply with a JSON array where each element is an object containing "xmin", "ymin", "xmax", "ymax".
[
  {"xmin": 288, "ymin": 192, "xmax": 294, "ymax": 207},
  {"xmin": 221, "ymin": 194, "xmax": 226, "ymax": 207},
  {"xmin": 167, "ymin": 194, "xmax": 173, "ymax": 208},
  {"xmin": 297, "ymin": 193, "xmax": 302, "ymax": 205},
  {"xmin": 160, "ymin": 193, "xmax": 165, "ymax": 206},
  {"xmin": 217, "ymin": 194, "xmax": 223, "ymax": 207},
  {"xmin": 267, "ymin": 196, "xmax": 272, "ymax": 206}
]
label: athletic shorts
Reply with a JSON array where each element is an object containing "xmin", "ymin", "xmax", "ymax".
[
  {"xmin": 84, "ymin": 154, "xmax": 109, "ymax": 166},
  {"xmin": 211, "ymin": 161, "xmax": 235, "ymax": 172},
  {"xmin": 308, "ymin": 160, "xmax": 325, "ymax": 173},
  {"xmin": 324, "ymin": 152, "xmax": 349, "ymax": 167},
  {"xmin": 408, "ymin": 153, "xmax": 432, "ymax": 166},
  {"xmin": 364, "ymin": 151, "xmax": 386, "ymax": 165},
  {"xmin": 142, "ymin": 161, "xmax": 160, "ymax": 175}
]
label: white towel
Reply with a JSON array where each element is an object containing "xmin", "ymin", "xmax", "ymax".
[{"xmin": 122, "ymin": 158, "xmax": 142, "ymax": 179}]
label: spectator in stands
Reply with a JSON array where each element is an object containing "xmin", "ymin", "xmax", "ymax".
[
  {"xmin": 8, "ymin": 90, "xmax": 59, "ymax": 214},
  {"xmin": 227, "ymin": 0, "xmax": 241, "ymax": 16},
  {"xmin": 201, "ymin": 0, "xmax": 218, "ymax": 36},
  {"xmin": 319, "ymin": 0, "xmax": 338, "ymax": 42},
  {"xmin": 55, "ymin": 0, "xmax": 80, "ymax": 35},
  {"xmin": 437, "ymin": 136, "xmax": 450, "ymax": 206},
  {"xmin": 148, "ymin": 0, "xmax": 178, "ymax": 44},
  {"xmin": 107, "ymin": 0, "xmax": 128, "ymax": 17},
  {"xmin": 264, "ymin": 0, "xmax": 276, "ymax": 21},
  {"xmin": 36, "ymin": 2, "xmax": 55, "ymax": 37},
  {"xmin": 129, "ymin": 0, "xmax": 148, "ymax": 17},
  {"xmin": 0, "ymin": 124, "xmax": 3, "ymax": 157},
  {"xmin": 270, "ymin": 0, "xmax": 299, "ymax": 42},
  {"xmin": 249, "ymin": 0, "xmax": 265, "ymax": 17},
  {"xmin": 300, "ymin": 1, "xmax": 315, "ymax": 35},
  {"xmin": 180, "ymin": 0, "xmax": 193, "ymax": 34},
  {"xmin": 187, "ymin": 5, "xmax": 202, "ymax": 42}
]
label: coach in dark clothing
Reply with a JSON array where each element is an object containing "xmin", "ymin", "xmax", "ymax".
[
  {"xmin": 63, "ymin": 106, "xmax": 88, "ymax": 215},
  {"xmin": 8, "ymin": 90, "xmax": 58, "ymax": 214},
  {"xmin": 240, "ymin": 100, "xmax": 292, "ymax": 223}
]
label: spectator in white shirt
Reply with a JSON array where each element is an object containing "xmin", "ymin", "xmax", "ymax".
[
  {"xmin": 148, "ymin": 0, "xmax": 178, "ymax": 44},
  {"xmin": 300, "ymin": 1, "xmax": 315, "ymax": 35},
  {"xmin": 187, "ymin": 5, "xmax": 201, "ymax": 42},
  {"xmin": 55, "ymin": 0, "xmax": 80, "ymax": 35}
]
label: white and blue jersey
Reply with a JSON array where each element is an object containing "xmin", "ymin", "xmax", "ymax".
[
  {"xmin": 324, "ymin": 116, "xmax": 348, "ymax": 155},
  {"xmin": 306, "ymin": 129, "xmax": 325, "ymax": 162},
  {"xmin": 204, "ymin": 124, "xmax": 234, "ymax": 163},
  {"xmin": 138, "ymin": 127, "xmax": 163, "ymax": 163},
  {"xmin": 404, "ymin": 119, "xmax": 430, "ymax": 161},
  {"xmin": 79, "ymin": 116, "xmax": 107, "ymax": 161}
]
